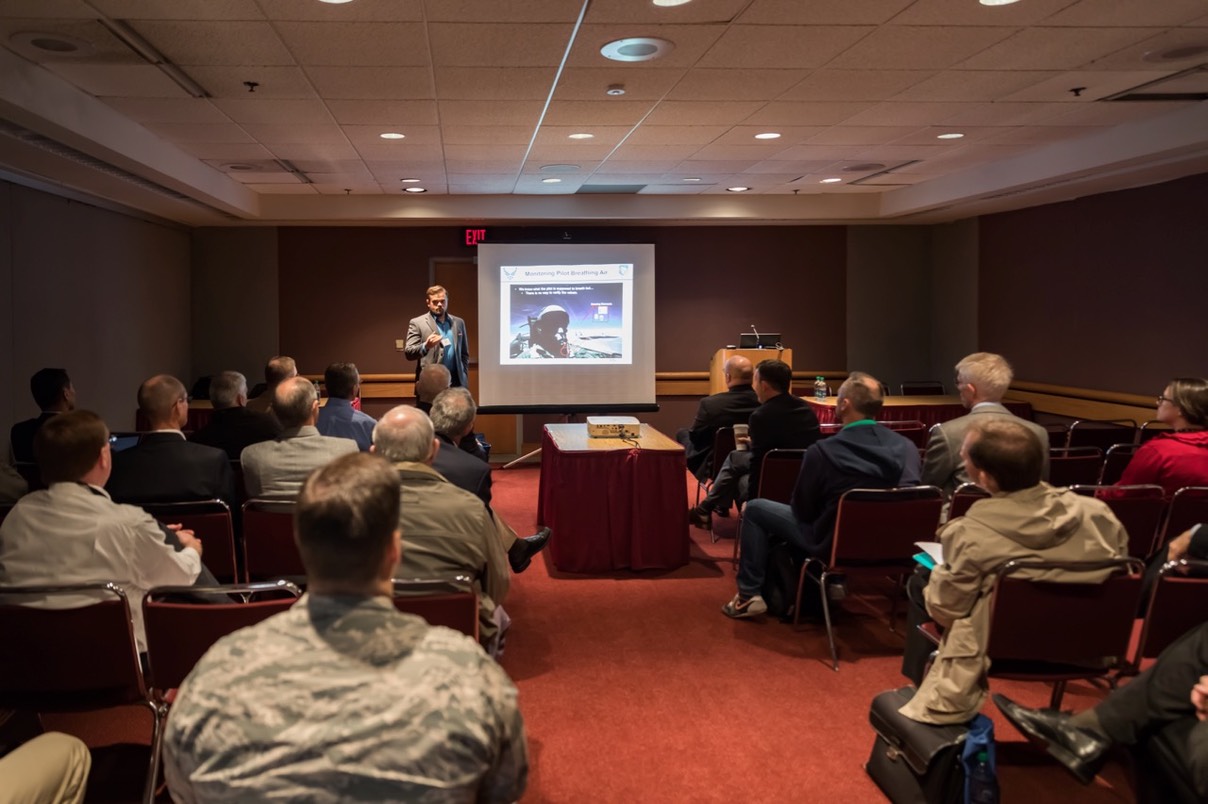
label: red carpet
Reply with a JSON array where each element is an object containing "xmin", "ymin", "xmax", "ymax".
[{"xmin": 47, "ymin": 464, "xmax": 1138, "ymax": 802}]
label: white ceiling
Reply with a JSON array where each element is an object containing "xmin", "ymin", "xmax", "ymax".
[{"xmin": 0, "ymin": 0, "xmax": 1205, "ymax": 226}]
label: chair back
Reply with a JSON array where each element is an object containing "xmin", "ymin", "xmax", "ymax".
[
  {"xmin": 709, "ymin": 427, "xmax": 736, "ymax": 478},
  {"xmin": 1133, "ymin": 559, "xmax": 1208, "ymax": 666},
  {"xmin": 1047, "ymin": 447, "xmax": 1104, "ymax": 487},
  {"xmin": 829, "ymin": 487, "xmax": 944, "ymax": 569},
  {"xmin": 1067, "ymin": 419, "xmax": 1138, "ymax": 453},
  {"xmin": 1138, "ymin": 419, "xmax": 1173, "ymax": 443},
  {"xmin": 0, "ymin": 583, "xmax": 147, "ymax": 711},
  {"xmin": 242, "ymin": 500, "xmax": 304, "ymax": 582},
  {"xmin": 142, "ymin": 500, "xmax": 238, "ymax": 583},
  {"xmin": 1100, "ymin": 443, "xmax": 1139, "ymax": 485},
  {"xmin": 392, "ymin": 578, "xmax": 478, "ymax": 640},
  {"xmin": 756, "ymin": 449, "xmax": 805, "ymax": 504},
  {"xmin": 899, "ymin": 381, "xmax": 944, "ymax": 396},
  {"xmin": 986, "ymin": 558, "xmax": 1144, "ymax": 667},
  {"xmin": 1045, "ymin": 423, "xmax": 1071, "ymax": 450},
  {"xmin": 949, "ymin": 483, "xmax": 990, "ymax": 520},
  {"xmin": 877, "ymin": 419, "xmax": 929, "ymax": 448},
  {"xmin": 818, "ymin": 423, "xmax": 843, "ymax": 438},
  {"xmin": 143, "ymin": 581, "xmax": 301, "ymax": 692},
  {"xmin": 1069, "ymin": 484, "xmax": 1166, "ymax": 560},
  {"xmin": 1162, "ymin": 487, "xmax": 1208, "ymax": 549}
]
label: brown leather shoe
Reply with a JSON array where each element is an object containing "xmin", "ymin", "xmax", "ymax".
[{"xmin": 688, "ymin": 505, "xmax": 712, "ymax": 530}]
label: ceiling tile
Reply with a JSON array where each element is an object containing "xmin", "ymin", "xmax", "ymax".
[
  {"xmin": 306, "ymin": 67, "xmax": 434, "ymax": 100},
  {"xmin": 779, "ymin": 69, "xmax": 936, "ymax": 102},
  {"xmin": 1086, "ymin": 28, "xmax": 1208, "ymax": 71},
  {"xmin": 444, "ymin": 144, "xmax": 526, "ymax": 161},
  {"xmin": 103, "ymin": 97, "xmax": 230, "ymax": 123},
  {"xmin": 543, "ymin": 100, "xmax": 654, "ymax": 126},
  {"xmin": 312, "ymin": 183, "xmax": 385, "ymax": 194},
  {"xmin": 90, "ymin": 0, "xmax": 264, "ymax": 21},
  {"xmin": 246, "ymin": 183, "xmax": 316, "ymax": 194},
  {"xmin": 981, "ymin": 125, "xmax": 1100, "ymax": 145},
  {"xmin": 353, "ymin": 143, "xmax": 444, "ymax": 162},
  {"xmin": 711, "ymin": 126, "xmax": 827, "ymax": 145},
  {"xmin": 428, "ymin": 0, "xmax": 584, "ymax": 24},
  {"xmin": 625, "ymin": 126, "xmax": 729, "ymax": 146},
  {"xmin": 891, "ymin": 70, "xmax": 1061, "ymax": 102},
  {"xmin": 610, "ymin": 144, "xmax": 701, "ymax": 161},
  {"xmin": 45, "ymin": 63, "xmax": 190, "ymax": 98},
  {"xmin": 840, "ymin": 101, "xmax": 968, "ymax": 126},
  {"xmin": 175, "ymin": 142, "xmax": 274, "ymax": 160},
  {"xmin": 435, "ymin": 67, "xmax": 557, "ymax": 101},
  {"xmin": 535, "ymin": 126, "xmax": 633, "ymax": 146},
  {"xmin": 324, "ymin": 100, "xmax": 439, "ymax": 126},
  {"xmin": 827, "ymin": 26, "xmax": 1017, "ymax": 70},
  {"xmin": 553, "ymin": 67, "xmax": 686, "ymax": 101},
  {"xmin": 1042, "ymin": 0, "xmax": 1208, "ymax": 27},
  {"xmin": 808, "ymin": 126, "xmax": 924, "ymax": 145},
  {"xmin": 699, "ymin": 26, "xmax": 877, "ymax": 70},
  {"xmin": 587, "ymin": 0, "xmax": 750, "ymax": 25},
  {"xmin": 738, "ymin": 0, "xmax": 914, "ymax": 25},
  {"xmin": 256, "ymin": 0, "xmax": 424, "ymax": 22},
  {"xmin": 268, "ymin": 143, "xmax": 361, "ymax": 161},
  {"xmin": 444, "ymin": 159, "xmax": 525, "ymax": 173},
  {"xmin": 527, "ymin": 145, "xmax": 617, "ymax": 161},
  {"xmin": 239, "ymin": 123, "xmax": 348, "ymax": 146},
  {"xmin": 0, "ymin": 2, "xmax": 95, "ymax": 19},
  {"xmin": 666, "ymin": 69, "xmax": 809, "ymax": 101},
  {"xmin": 958, "ymin": 27, "xmax": 1159, "ymax": 71},
  {"xmin": 341, "ymin": 125, "xmax": 441, "ymax": 146},
  {"xmin": 448, "ymin": 178, "xmax": 518, "ymax": 193},
  {"xmin": 933, "ymin": 101, "xmax": 1074, "ymax": 126},
  {"xmin": 742, "ymin": 101, "xmax": 872, "ymax": 126},
  {"xmin": 144, "ymin": 121, "xmax": 254, "ymax": 143},
  {"xmin": 441, "ymin": 126, "xmax": 532, "ymax": 145},
  {"xmin": 438, "ymin": 100, "xmax": 545, "ymax": 126},
  {"xmin": 889, "ymin": 0, "xmax": 1080, "ymax": 27},
  {"xmin": 428, "ymin": 23, "xmax": 575, "ymax": 67},
  {"xmin": 1045, "ymin": 100, "xmax": 1196, "ymax": 126},
  {"xmin": 211, "ymin": 98, "xmax": 333, "ymax": 125},
  {"xmin": 185, "ymin": 66, "xmax": 318, "ymax": 99},
  {"xmin": 642, "ymin": 101, "xmax": 764, "ymax": 126},
  {"xmin": 570, "ymin": 24, "xmax": 727, "ymax": 69},
  {"xmin": 128, "ymin": 21, "xmax": 295, "ymax": 66},
  {"xmin": 998, "ymin": 70, "xmax": 1180, "ymax": 101},
  {"xmin": 273, "ymin": 22, "xmax": 430, "ymax": 67},
  {"xmin": 593, "ymin": 159, "xmax": 684, "ymax": 173}
]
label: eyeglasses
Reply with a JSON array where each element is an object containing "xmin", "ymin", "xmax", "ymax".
[{"xmin": 1156, "ymin": 395, "xmax": 1174, "ymax": 406}]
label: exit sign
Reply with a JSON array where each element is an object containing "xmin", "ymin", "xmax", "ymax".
[{"xmin": 464, "ymin": 228, "xmax": 487, "ymax": 246}]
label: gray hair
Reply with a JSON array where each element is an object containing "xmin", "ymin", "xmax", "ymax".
[
  {"xmin": 210, "ymin": 371, "xmax": 247, "ymax": 409},
  {"xmin": 955, "ymin": 352, "xmax": 1013, "ymax": 401},
  {"xmin": 373, "ymin": 405, "xmax": 435, "ymax": 463},
  {"xmin": 430, "ymin": 387, "xmax": 476, "ymax": 438}
]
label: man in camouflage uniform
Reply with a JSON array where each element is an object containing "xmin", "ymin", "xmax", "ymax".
[{"xmin": 162, "ymin": 452, "xmax": 528, "ymax": 802}]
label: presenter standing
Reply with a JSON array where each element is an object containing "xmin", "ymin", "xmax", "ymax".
[{"xmin": 405, "ymin": 285, "xmax": 470, "ymax": 388}]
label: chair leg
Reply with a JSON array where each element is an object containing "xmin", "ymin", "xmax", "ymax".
[
  {"xmin": 1049, "ymin": 680, "xmax": 1067, "ymax": 710},
  {"xmin": 144, "ymin": 700, "xmax": 167, "ymax": 804},
  {"xmin": 792, "ymin": 562, "xmax": 809, "ymax": 626},
  {"xmin": 820, "ymin": 571, "xmax": 839, "ymax": 671}
]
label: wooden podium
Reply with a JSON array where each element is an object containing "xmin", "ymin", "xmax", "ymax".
[{"xmin": 709, "ymin": 348, "xmax": 793, "ymax": 394}]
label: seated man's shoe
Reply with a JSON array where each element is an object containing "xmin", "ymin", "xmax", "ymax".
[
  {"xmin": 508, "ymin": 527, "xmax": 552, "ymax": 573},
  {"xmin": 992, "ymin": 694, "xmax": 1111, "ymax": 785},
  {"xmin": 688, "ymin": 505, "xmax": 713, "ymax": 530},
  {"xmin": 721, "ymin": 593, "xmax": 767, "ymax": 619},
  {"xmin": 825, "ymin": 573, "xmax": 848, "ymax": 601}
]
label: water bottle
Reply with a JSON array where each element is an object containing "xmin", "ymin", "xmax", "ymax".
[
  {"xmin": 967, "ymin": 750, "xmax": 998, "ymax": 804},
  {"xmin": 813, "ymin": 376, "xmax": 827, "ymax": 401}
]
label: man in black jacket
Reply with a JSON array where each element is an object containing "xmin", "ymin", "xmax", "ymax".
[
  {"xmin": 190, "ymin": 371, "xmax": 281, "ymax": 459},
  {"xmin": 677, "ymin": 355, "xmax": 759, "ymax": 481},
  {"xmin": 689, "ymin": 359, "xmax": 819, "ymax": 530},
  {"xmin": 9, "ymin": 368, "xmax": 75, "ymax": 464}
]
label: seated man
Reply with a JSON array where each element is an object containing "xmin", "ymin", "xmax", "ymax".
[
  {"xmin": 676, "ymin": 355, "xmax": 759, "ymax": 483},
  {"xmin": 899, "ymin": 419, "xmax": 1128, "ymax": 725},
  {"xmin": 0, "ymin": 410, "xmax": 204, "ymax": 650},
  {"xmin": 994, "ymin": 620, "xmax": 1208, "ymax": 798},
  {"xmin": 189, "ymin": 370, "xmax": 280, "ymax": 459},
  {"xmin": 245, "ymin": 355, "xmax": 296, "ymax": 415},
  {"xmin": 723, "ymin": 372, "xmax": 918, "ymax": 619},
  {"xmin": 0, "ymin": 732, "xmax": 90, "ymax": 804},
  {"xmin": 9, "ymin": 368, "xmax": 75, "ymax": 464},
  {"xmin": 430, "ymin": 387, "xmax": 551, "ymax": 573},
  {"xmin": 241, "ymin": 376, "xmax": 359, "ymax": 501},
  {"xmin": 372, "ymin": 405, "xmax": 512, "ymax": 655},
  {"xmin": 106, "ymin": 374, "xmax": 233, "ymax": 505},
  {"xmin": 690, "ymin": 359, "xmax": 820, "ymax": 529},
  {"xmin": 163, "ymin": 452, "xmax": 528, "ymax": 802},
  {"xmin": 414, "ymin": 363, "xmax": 450, "ymax": 415},
  {"xmin": 921, "ymin": 352, "xmax": 1049, "ymax": 498},
  {"xmin": 316, "ymin": 362, "xmax": 377, "ymax": 451}
]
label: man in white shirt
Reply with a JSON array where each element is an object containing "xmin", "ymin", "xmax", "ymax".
[{"xmin": 0, "ymin": 410, "xmax": 203, "ymax": 650}]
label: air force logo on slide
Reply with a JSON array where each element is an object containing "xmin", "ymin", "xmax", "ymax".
[
  {"xmin": 503, "ymin": 267, "xmax": 518, "ymax": 280},
  {"xmin": 619, "ymin": 264, "xmax": 629, "ymax": 276}
]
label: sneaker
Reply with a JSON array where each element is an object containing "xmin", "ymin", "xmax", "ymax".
[{"xmin": 722, "ymin": 594, "xmax": 768, "ymax": 619}]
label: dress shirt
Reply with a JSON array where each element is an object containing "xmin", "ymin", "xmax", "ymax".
[{"xmin": 315, "ymin": 398, "xmax": 377, "ymax": 451}]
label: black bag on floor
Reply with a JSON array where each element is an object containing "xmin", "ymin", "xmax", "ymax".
[{"xmin": 866, "ymin": 687, "xmax": 967, "ymax": 804}]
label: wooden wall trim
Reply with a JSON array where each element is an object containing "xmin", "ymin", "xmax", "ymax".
[{"xmin": 1006, "ymin": 381, "xmax": 1156, "ymax": 423}]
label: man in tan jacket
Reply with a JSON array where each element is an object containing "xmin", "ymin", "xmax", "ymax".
[{"xmin": 899, "ymin": 419, "xmax": 1129, "ymax": 725}]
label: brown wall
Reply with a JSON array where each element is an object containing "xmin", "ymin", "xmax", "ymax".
[{"xmin": 979, "ymin": 172, "xmax": 1208, "ymax": 396}]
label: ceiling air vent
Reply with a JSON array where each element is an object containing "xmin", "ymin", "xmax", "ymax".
[{"xmin": 576, "ymin": 184, "xmax": 646, "ymax": 194}]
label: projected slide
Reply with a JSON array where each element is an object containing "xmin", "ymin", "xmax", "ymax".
[{"xmin": 501, "ymin": 263, "xmax": 632, "ymax": 364}]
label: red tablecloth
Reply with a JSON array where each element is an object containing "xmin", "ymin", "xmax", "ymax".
[
  {"xmin": 805, "ymin": 396, "xmax": 1033, "ymax": 427},
  {"xmin": 537, "ymin": 424, "xmax": 690, "ymax": 573}
]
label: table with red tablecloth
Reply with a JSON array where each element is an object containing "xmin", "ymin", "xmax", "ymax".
[
  {"xmin": 805, "ymin": 395, "xmax": 1033, "ymax": 426},
  {"xmin": 537, "ymin": 423, "xmax": 690, "ymax": 573}
]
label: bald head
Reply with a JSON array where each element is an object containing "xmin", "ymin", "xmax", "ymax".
[
  {"xmin": 372, "ymin": 405, "xmax": 437, "ymax": 464},
  {"xmin": 273, "ymin": 376, "xmax": 319, "ymax": 429},
  {"xmin": 837, "ymin": 371, "xmax": 884, "ymax": 423},
  {"xmin": 138, "ymin": 374, "xmax": 188, "ymax": 430},
  {"xmin": 415, "ymin": 364, "xmax": 451, "ymax": 405},
  {"xmin": 724, "ymin": 356, "xmax": 753, "ymax": 388}
]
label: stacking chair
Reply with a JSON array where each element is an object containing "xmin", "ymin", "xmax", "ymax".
[
  {"xmin": 392, "ymin": 577, "xmax": 479, "ymax": 639},
  {"xmin": 1067, "ymin": 419, "xmax": 1138, "ymax": 453},
  {"xmin": 733, "ymin": 448, "xmax": 806, "ymax": 563},
  {"xmin": 1126, "ymin": 558, "xmax": 1208, "ymax": 675},
  {"xmin": 242, "ymin": 499, "xmax": 304, "ymax": 582},
  {"xmin": 142, "ymin": 500, "xmax": 238, "ymax": 583},
  {"xmin": 1047, "ymin": 447, "xmax": 1104, "ymax": 487},
  {"xmin": 1160, "ymin": 486, "xmax": 1208, "ymax": 551},
  {"xmin": 1044, "ymin": 423, "xmax": 1071, "ymax": 450},
  {"xmin": 1139, "ymin": 419, "xmax": 1173, "ymax": 443},
  {"xmin": 694, "ymin": 426, "xmax": 735, "ymax": 507},
  {"xmin": 0, "ymin": 583, "xmax": 160, "ymax": 804},
  {"xmin": 1100, "ymin": 443, "xmax": 1140, "ymax": 485},
  {"xmin": 899, "ymin": 381, "xmax": 944, "ymax": 396},
  {"xmin": 920, "ymin": 557, "xmax": 1144, "ymax": 708},
  {"xmin": 1070, "ymin": 484, "xmax": 1166, "ymax": 560},
  {"xmin": 818, "ymin": 422, "xmax": 843, "ymax": 438},
  {"xmin": 877, "ymin": 419, "xmax": 929, "ymax": 448},
  {"xmin": 948, "ymin": 483, "xmax": 990, "ymax": 521},
  {"xmin": 795, "ymin": 486, "xmax": 944, "ymax": 671}
]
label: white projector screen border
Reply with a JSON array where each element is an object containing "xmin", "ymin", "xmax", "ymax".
[{"xmin": 477, "ymin": 243, "xmax": 656, "ymax": 409}]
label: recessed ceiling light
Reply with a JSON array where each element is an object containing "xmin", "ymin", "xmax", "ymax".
[
  {"xmin": 9, "ymin": 31, "xmax": 94, "ymax": 57},
  {"xmin": 936, "ymin": 132, "xmax": 965, "ymax": 140},
  {"xmin": 978, "ymin": 0, "xmax": 1020, "ymax": 5},
  {"xmin": 403, "ymin": 187, "xmax": 426, "ymax": 193},
  {"xmin": 542, "ymin": 178, "xmax": 562, "ymax": 184},
  {"xmin": 821, "ymin": 177, "xmax": 842, "ymax": 184},
  {"xmin": 653, "ymin": 0, "xmax": 693, "ymax": 6},
  {"xmin": 568, "ymin": 133, "xmax": 594, "ymax": 140},
  {"xmin": 379, "ymin": 132, "xmax": 405, "ymax": 140},
  {"xmin": 682, "ymin": 177, "xmax": 702, "ymax": 182},
  {"xmin": 601, "ymin": 37, "xmax": 674, "ymax": 63},
  {"xmin": 400, "ymin": 177, "xmax": 421, "ymax": 183},
  {"xmin": 318, "ymin": 0, "xmax": 356, "ymax": 4},
  {"xmin": 726, "ymin": 186, "xmax": 750, "ymax": 193},
  {"xmin": 605, "ymin": 84, "xmax": 626, "ymax": 96},
  {"xmin": 754, "ymin": 132, "xmax": 781, "ymax": 140}
]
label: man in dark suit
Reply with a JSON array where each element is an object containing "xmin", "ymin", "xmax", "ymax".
[
  {"xmin": 190, "ymin": 370, "xmax": 281, "ymax": 459},
  {"xmin": 106, "ymin": 374, "xmax": 233, "ymax": 505},
  {"xmin": 689, "ymin": 359, "xmax": 820, "ymax": 530},
  {"xmin": 404, "ymin": 285, "xmax": 470, "ymax": 388},
  {"xmin": 429, "ymin": 388, "xmax": 550, "ymax": 573},
  {"xmin": 9, "ymin": 368, "xmax": 75, "ymax": 464},
  {"xmin": 677, "ymin": 355, "xmax": 759, "ymax": 481}
]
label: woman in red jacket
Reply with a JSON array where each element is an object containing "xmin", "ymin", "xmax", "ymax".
[{"xmin": 1118, "ymin": 377, "xmax": 1208, "ymax": 498}]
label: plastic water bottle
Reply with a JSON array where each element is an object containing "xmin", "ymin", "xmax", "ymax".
[
  {"xmin": 967, "ymin": 751, "xmax": 998, "ymax": 804},
  {"xmin": 814, "ymin": 376, "xmax": 827, "ymax": 400}
]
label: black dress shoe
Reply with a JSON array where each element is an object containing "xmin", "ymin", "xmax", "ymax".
[
  {"xmin": 688, "ymin": 505, "xmax": 712, "ymax": 530},
  {"xmin": 508, "ymin": 527, "xmax": 552, "ymax": 573},
  {"xmin": 992, "ymin": 694, "xmax": 1111, "ymax": 785}
]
